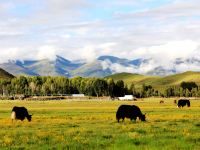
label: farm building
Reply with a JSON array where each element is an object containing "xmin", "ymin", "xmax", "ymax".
[
  {"xmin": 72, "ymin": 94, "xmax": 85, "ymax": 97},
  {"xmin": 118, "ymin": 95, "xmax": 137, "ymax": 101}
]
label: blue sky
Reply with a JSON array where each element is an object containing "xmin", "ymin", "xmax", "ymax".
[{"xmin": 0, "ymin": 0, "xmax": 200, "ymax": 67}]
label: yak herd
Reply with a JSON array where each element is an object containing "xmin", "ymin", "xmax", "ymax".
[{"xmin": 11, "ymin": 99, "xmax": 190, "ymax": 123}]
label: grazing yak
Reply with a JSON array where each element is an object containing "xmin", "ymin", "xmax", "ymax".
[
  {"xmin": 160, "ymin": 100, "xmax": 164, "ymax": 104},
  {"xmin": 11, "ymin": 106, "xmax": 32, "ymax": 122},
  {"xmin": 177, "ymin": 99, "xmax": 190, "ymax": 108},
  {"xmin": 174, "ymin": 100, "xmax": 177, "ymax": 104},
  {"xmin": 116, "ymin": 105, "xmax": 146, "ymax": 122}
]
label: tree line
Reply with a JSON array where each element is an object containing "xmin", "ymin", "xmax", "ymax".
[
  {"xmin": 163, "ymin": 82, "xmax": 199, "ymax": 97},
  {"xmin": 0, "ymin": 76, "xmax": 199, "ymax": 98},
  {"xmin": 0, "ymin": 76, "xmax": 130, "ymax": 97}
]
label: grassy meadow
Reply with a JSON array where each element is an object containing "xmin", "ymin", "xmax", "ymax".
[
  {"xmin": 0, "ymin": 98, "xmax": 200, "ymax": 150},
  {"xmin": 107, "ymin": 71, "xmax": 200, "ymax": 90}
]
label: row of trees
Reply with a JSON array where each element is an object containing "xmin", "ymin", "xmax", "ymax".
[
  {"xmin": 0, "ymin": 76, "xmax": 199, "ymax": 98},
  {"xmin": 138, "ymin": 81, "xmax": 200, "ymax": 98},
  {"xmin": 164, "ymin": 82, "xmax": 199, "ymax": 97},
  {"xmin": 0, "ymin": 76, "xmax": 134, "ymax": 97}
]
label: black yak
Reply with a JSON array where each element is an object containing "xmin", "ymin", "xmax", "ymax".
[
  {"xmin": 116, "ymin": 105, "xmax": 146, "ymax": 122},
  {"xmin": 177, "ymin": 99, "xmax": 190, "ymax": 108},
  {"xmin": 174, "ymin": 100, "xmax": 177, "ymax": 104},
  {"xmin": 11, "ymin": 106, "xmax": 32, "ymax": 122},
  {"xmin": 160, "ymin": 100, "xmax": 164, "ymax": 104}
]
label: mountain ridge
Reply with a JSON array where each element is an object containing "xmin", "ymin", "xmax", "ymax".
[
  {"xmin": 0, "ymin": 68, "xmax": 15, "ymax": 79},
  {"xmin": 1, "ymin": 55, "xmax": 200, "ymax": 77}
]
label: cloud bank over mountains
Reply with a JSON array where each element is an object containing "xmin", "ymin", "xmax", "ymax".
[
  {"xmin": 0, "ymin": 0, "xmax": 200, "ymax": 73},
  {"xmin": 1, "ymin": 54, "xmax": 200, "ymax": 77}
]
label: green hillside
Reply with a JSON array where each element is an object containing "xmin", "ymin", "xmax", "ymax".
[
  {"xmin": 106, "ymin": 71, "xmax": 200, "ymax": 89},
  {"xmin": 106, "ymin": 72, "xmax": 160, "ymax": 88},
  {"xmin": 151, "ymin": 71, "xmax": 200, "ymax": 88},
  {"xmin": 0, "ymin": 68, "xmax": 14, "ymax": 79}
]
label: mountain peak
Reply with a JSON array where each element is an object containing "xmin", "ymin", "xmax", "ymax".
[
  {"xmin": 97, "ymin": 55, "xmax": 124, "ymax": 63},
  {"xmin": 56, "ymin": 55, "xmax": 71, "ymax": 63}
]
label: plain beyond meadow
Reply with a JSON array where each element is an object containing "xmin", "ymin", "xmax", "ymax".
[{"xmin": 0, "ymin": 98, "xmax": 200, "ymax": 150}]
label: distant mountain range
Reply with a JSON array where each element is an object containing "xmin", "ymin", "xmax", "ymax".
[{"xmin": 1, "ymin": 55, "xmax": 200, "ymax": 77}]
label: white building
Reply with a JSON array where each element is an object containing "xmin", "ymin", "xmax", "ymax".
[
  {"xmin": 72, "ymin": 94, "xmax": 85, "ymax": 97},
  {"xmin": 118, "ymin": 95, "xmax": 136, "ymax": 101}
]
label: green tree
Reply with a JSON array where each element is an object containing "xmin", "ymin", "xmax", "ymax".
[
  {"xmin": 41, "ymin": 77, "xmax": 55, "ymax": 96},
  {"xmin": 106, "ymin": 78, "xmax": 115, "ymax": 97},
  {"xmin": 191, "ymin": 88, "xmax": 198, "ymax": 97},
  {"xmin": 85, "ymin": 78, "xmax": 95, "ymax": 96},
  {"xmin": 179, "ymin": 87, "xmax": 185, "ymax": 97},
  {"xmin": 180, "ymin": 81, "xmax": 198, "ymax": 91},
  {"xmin": 0, "ymin": 79, "xmax": 11, "ymax": 96},
  {"xmin": 185, "ymin": 89, "xmax": 190, "ymax": 97},
  {"xmin": 92, "ymin": 79, "xmax": 108, "ymax": 97},
  {"xmin": 11, "ymin": 76, "xmax": 28, "ymax": 95},
  {"xmin": 54, "ymin": 77, "xmax": 70, "ymax": 95},
  {"xmin": 114, "ymin": 80, "xmax": 124, "ymax": 97},
  {"xmin": 129, "ymin": 83, "xmax": 136, "ymax": 96},
  {"xmin": 70, "ymin": 77, "xmax": 83, "ymax": 94}
]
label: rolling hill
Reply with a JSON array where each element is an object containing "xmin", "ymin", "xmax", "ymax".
[
  {"xmin": 106, "ymin": 71, "xmax": 200, "ymax": 89},
  {"xmin": 0, "ymin": 68, "xmax": 14, "ymax": 79}
]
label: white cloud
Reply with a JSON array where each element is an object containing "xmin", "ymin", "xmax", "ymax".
[
  {"xmin": 151, "ymin": 40, "xmax": 198, "ymax": 58},
  {"xmin": 131, "ymin": 40, "xmax": 199, "ymax": 68},
  {"xmin": 79, "ymin": 45, "xmax": 98, "ymax": 62},
  {"xmin": 0, "ymin": 47, "xmax": 31, "ymax": 63},
  {"xmin": 101, "ymin": 59, "xmax": 157, "ymax": 74},
  {"xmin": 37, "ymin": 45, "xmax": 57, "ymax": 60},
  {"xmin": 115, "ymin": 0, "xmax": 200, "ymax": 21},
  {"xmin": 101, "ymin": 60, "xmax": 136, "ymax": 73}
]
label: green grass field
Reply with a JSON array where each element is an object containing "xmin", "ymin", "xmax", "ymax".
[{"xmin": 0, "ymin": 98, "xmax": 200, "ymax": 150}]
